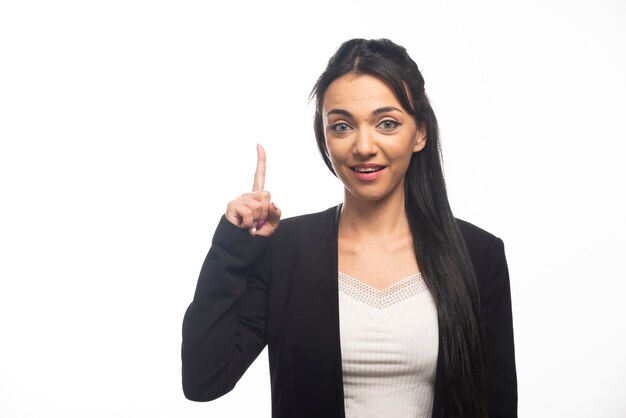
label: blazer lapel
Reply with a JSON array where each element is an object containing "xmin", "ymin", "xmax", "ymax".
[{"xmin": 325, "ymin": 204, "xmax": 345, "ymax": 416}]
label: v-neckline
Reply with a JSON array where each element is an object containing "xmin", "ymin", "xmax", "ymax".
[{"xmin": 337, "ymin": 271, "xmax": 422, "ymax": 292}]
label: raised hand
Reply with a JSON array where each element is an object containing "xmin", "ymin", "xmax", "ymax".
[{"xmin": 225, "ymin": 144, "xmax": 281, "ymax": 237}]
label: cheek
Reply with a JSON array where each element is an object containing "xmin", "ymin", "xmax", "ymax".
[
  {"xmin": 388, "ymin": 145, "xmax": 417, "ymax": 174},
  {"xmin": 325, "ymin": 138, "xmax": 348, "ymax": 163}
]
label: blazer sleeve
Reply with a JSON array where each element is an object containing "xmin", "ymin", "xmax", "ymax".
[
  {"xmin": 181, "ymin": 216, "xmax": 270, "ymax": 401},
  {"xmin": 482, "ymin": 238, "xmax": 518, "ymax": 417}
]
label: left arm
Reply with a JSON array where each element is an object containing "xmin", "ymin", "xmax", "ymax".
[{"xmin": 482, "ymin": 238, "xmax": 518, "ymax": 417}]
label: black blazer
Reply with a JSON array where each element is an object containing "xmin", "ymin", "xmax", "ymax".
[{"xmin": 182, "ymin": 205, "xmax": 517, "ymax": 417}]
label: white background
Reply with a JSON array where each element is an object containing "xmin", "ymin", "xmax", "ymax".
[{"xmin": 1, "ymin": 0, "xmax": 625, "ymax": 417}]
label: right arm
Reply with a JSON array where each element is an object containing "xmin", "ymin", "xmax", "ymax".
[
  {"xmin": 181, "ymin": 144, "xmax": 281, "ymax": 401},
  {"xmin": 181, "ymin": 216, "xmax": 270, "ymax": 401}
]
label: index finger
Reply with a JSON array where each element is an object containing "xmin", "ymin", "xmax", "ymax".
[{"xmin": 252, "ymin": 143, "xmax": 266, "ymax": 192}]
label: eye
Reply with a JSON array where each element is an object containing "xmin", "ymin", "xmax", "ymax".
[
  {"xmin": 378, "ymin": 120, "xmax": 401, "ymax": 130},
  {"xmin": 330, "ymin": 122, "xmax": 353, "ymax": 133}
]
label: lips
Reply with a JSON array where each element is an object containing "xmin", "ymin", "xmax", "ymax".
[
  {"xmin": 350, "ymin": 163, "xmax": 386, "ymax": 181},
  {"xmin": 351, "ymin": 163, "xmax": 385, "ymax": 173}
]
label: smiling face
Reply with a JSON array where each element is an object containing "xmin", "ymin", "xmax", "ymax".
[{"xmin": 322, "ymin": 73, "xmax": 427, "ymax": 204}]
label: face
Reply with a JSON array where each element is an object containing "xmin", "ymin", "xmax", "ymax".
[{"xmin": 322, "ymin": 73, "xmax": 426, "ymax": 204}]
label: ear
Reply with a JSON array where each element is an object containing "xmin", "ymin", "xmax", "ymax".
[{"xmin": 412, "ymin": 123, "xmax": 427, "ymax": 153}]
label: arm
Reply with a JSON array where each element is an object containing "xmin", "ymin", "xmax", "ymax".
[
  {"xmin": 181, "ymin": 216, "xmax": 270, "ymax": 401},
  {"xmin": 483, "ymin": 238, "xmax": 518, "ymax": 417},
  {"xmin": 182, "ymin": 144, "xmax": 280, "ymax": 401}
]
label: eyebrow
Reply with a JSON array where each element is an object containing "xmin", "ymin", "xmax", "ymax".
[{"xmin": 326, "ymin": 106, "xmax": 403, "ymax": 118}]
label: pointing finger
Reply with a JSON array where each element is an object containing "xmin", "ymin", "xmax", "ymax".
[{"xmin": 253, "ymin": 143, "xmax": 266, "ymax": 192}]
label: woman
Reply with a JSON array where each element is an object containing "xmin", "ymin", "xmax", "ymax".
[{"xmin": 182, "ymin": 38, "xmax": 517, "ymax": 417}]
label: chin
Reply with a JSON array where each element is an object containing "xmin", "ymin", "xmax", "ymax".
[{"xmin": 345, "ymin": 187, "xmax": 391, "ymax": 203}]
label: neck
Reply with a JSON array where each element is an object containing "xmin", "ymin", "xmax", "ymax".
[{"xmin": 339, "ymin": 187, "xmax": 409, "ymax": 241}]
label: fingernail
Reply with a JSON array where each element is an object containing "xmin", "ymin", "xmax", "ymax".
[
  {"xmin": 272, "ymin": 203, "xmax": 278, "ymax": 210},
  {"xmin": 257, "ymin": 219, "xmax": 266, "ymax": 228},
  {"xmin": 249, "ymin": 227, "xmax": 256, "ymax": 237}
]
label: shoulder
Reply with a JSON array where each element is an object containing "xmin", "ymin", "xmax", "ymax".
[
  {"xmin": 279, "ymin": 206, "xmax": 336, "ymax": 228},
  {"xmin": 272, "ymin": 205, "xmax": 339, "ymax": 241},
  {"xmin": 456, "ymin": 218, "xmax": 506, "ymax": 278},
  {"xmin": 456, "ymin": 218, "xmax": 503, "ymax": 250}
]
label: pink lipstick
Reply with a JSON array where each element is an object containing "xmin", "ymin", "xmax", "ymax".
[{"xmin": 351, "ymin": 163, "xmax": 386, "ymax": 181}]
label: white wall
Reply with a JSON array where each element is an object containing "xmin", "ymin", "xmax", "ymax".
[{"xmin": 1, "ymin": 0, "xmax": 625, "ymax": 416}]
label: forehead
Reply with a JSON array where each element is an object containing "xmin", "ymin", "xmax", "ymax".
[{"xmin": 322, "ymin": 74, "xmax": 403, "ymax": 115}]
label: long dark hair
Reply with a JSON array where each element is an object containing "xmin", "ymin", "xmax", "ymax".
[{"xmin": 311, "ymin": 39, "xmax": 487, "ymax": 417}]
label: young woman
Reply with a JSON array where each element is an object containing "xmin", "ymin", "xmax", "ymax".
[{"xmin": 182, "ymin": 38, "xmax": 517, "ymax": 418}]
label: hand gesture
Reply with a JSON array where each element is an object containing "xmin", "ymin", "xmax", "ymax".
[{"xmin": 225, "ymin": 144, "xmax": 281, "ymax": 237}]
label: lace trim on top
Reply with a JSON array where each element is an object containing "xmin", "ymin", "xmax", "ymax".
[{"xmin": 338, "ymin": 272, "xmax": 429, "ymax": 310}]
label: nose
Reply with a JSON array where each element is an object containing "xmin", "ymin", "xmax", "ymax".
[{"xmin": 353, "ymin": 128, "xmax": 377, "ymax": 158}]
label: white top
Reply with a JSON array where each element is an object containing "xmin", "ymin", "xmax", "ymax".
[{"xmin": 338, "ymin": 272, "xmax": 439, "ymax": 418}]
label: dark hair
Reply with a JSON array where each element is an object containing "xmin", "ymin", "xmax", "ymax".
[{"xmin": 311, "ymin": 39, "xmax": 487, "ymax": 417}]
